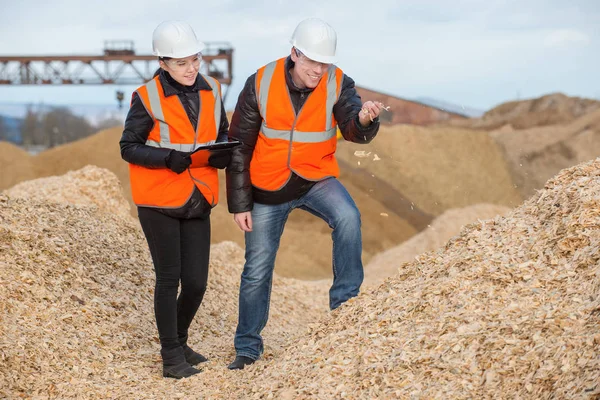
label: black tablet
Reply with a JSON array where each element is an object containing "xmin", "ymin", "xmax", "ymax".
[{"xmin": 190, "ymin": 140, "xmax": 241, "ymax": 154}]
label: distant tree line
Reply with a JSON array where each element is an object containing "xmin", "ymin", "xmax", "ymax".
[{"xmin": 0, "ymin": 106, "xmax": 123, "ymax": 148}]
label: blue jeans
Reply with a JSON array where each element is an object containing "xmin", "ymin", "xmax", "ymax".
[{"xmin": 234, "ymin": 177, "xmax": 364, "ymax": 360}]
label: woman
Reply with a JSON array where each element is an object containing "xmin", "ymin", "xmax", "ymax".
[{"xmin": 119, "ymin": 20, "xmax": 231, "ymax": 379}]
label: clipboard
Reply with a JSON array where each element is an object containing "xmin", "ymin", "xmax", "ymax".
[{"xmin": 187, "ymin": 140, "xmax": 241, "ymax": 167}]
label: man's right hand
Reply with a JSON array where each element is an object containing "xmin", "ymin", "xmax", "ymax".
[{"xmin": 233, "ymin": 212, "xmax": 253, "ymax": 232}]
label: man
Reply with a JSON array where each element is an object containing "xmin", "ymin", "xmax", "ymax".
[{"xmin": 226, "ymin": 17, "xmax": 383, "ymax": 370}]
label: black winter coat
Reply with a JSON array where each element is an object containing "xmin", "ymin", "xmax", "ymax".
[
  {"xmin": 120, "ymin": 69, "xmax": 229, "ymax": 219},
  {"xmin": 226, "ymin": 56, "xmax": 380, "ymax": 213}
]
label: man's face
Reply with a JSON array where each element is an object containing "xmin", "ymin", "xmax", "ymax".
[{"xmin": 290, "ymin": 48, "xmax": 331, "ymax": 89}]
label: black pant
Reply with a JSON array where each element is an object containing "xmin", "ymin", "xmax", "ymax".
[{"xmin": 138, "ymin": 207, "xmax": 210, "ymax": 351}]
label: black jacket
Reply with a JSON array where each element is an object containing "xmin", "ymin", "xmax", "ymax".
[
  {"xmin": 226, "ymin": 56, "xmax": 380, "ymax": 213},
  {"xmin": 120, "ymin": 69, "xmax": 229, "ymax": 219}
]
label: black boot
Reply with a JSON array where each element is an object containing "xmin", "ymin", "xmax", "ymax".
[
  {"xmin": 182, "ymin": 344, "xmax": 208, "ymax": 366},
  {"xmin": 178, "ymin": 334, "xmax": 209, "ymax": 365},
  {"xmin": 161, "ymin": 347, "xmax": 201, "ymax": 379},
  {"xmin": 227, "ymin": 356, "xmax": 255, "ymax": 370}
]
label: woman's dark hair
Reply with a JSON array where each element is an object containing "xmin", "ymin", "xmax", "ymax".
[{"xmin": 153, "ymin": 56, "xmax": 172, "ymax": 78}]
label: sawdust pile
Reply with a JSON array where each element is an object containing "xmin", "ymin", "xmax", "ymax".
[
  {"xmin": 0, "ymin": 167, "xmax": 330, "ymax": 399},
  {"xmin": 234, "ymin": 158, "xmax": 600, "ymax": 399},
  {"xmin": 447, "ymin": 93, "xmax": 600, "ymax": 130},
  {"xmin": 31, "ymin": 127, "xmax": 133, "ymax": 203},
  {"xmin": 0, "ymin": 141, "xmax": 36, "ymax": 189},
  {"xmin": 4, "ymin": 165, "xmax": 132, "ymax": 220},
  {"xmin": 1, "ymin": 155, "xmax": 598, "ymax": 398},
  {"xmin": 490, "ymin": 108, "xmax": 600, "ymax": 199},
  {"xmin": 364, "ymin": 203, "xmax": 511, "ymax": 286},
  {"xmin": 336, "ymin": 124, "xmax": 522, "ymax": 216}
]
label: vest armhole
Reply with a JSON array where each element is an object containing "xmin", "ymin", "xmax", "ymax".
[
  {"xmin": 336, "ymin": 70, "xmax": 343, "ymax": 101},
  {"xmin": 136, "ymin": 90, "xmax": 155, "ymax": 119},
  {"xmin": 134, "ymin": 89, "xmax": 157, "ymax": 134},
  {"xmin": 202, "ymin": 74, "xmax": 220, "ymax": 93},
  {"xmin": 254, "ymin": 73, "xmax": 262, "ymax": 113}
]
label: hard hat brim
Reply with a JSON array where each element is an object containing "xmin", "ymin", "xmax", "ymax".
[
  {"xmin": 153, "ymin": 42, "xmax": 205, "ymax": 58},
  {"xmin": 294, "ymin": 46, "xmax": 337, "ymax": 64}
]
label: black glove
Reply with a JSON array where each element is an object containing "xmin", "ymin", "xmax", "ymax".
[
  {"xmin": 208, "ymin": 151, "xmax": 231, "ymax": 169},
  {"xmin": 165, "ymin": 150, "xmax": 191, "ymax": 174}
]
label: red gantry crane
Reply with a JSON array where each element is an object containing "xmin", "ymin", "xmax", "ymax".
[{"xmin": 0, "ymin": 40, "xmax": 234, "ymax": 108}]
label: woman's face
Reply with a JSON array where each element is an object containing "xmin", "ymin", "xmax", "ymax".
[{"xmin": 159, "ymin": 53, "xmax": 201, "ymax": 86}]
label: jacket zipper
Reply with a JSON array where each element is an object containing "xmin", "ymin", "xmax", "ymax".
[{"xmin": 288, "ymin": 91, "xmax": 310, "ymax": 167}]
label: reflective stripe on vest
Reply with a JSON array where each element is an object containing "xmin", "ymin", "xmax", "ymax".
[{"xmin": 249, "ymin": 57, "xmax": 343, "ymax": 191}]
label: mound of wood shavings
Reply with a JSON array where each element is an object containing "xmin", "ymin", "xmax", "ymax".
[
  {"xmin": 4, "ymin": 165, "xmax": 132, "ymax": 220},
  {"xmin": 1, "ymin": 159, "xmax": 598, "ymax": 399},
  {"xmin": 336, "ymin": 124, "xmax": 522, "ymax": 216},
  {"xmin": 0, "ymin": 169, "xmax": 329, "ymax": 399},
  {"xmin": 232, "ymin": 158, "xmax": 600, "ymax": 399},
  {"xmin": 447, "ymin": 92, "xmax": 600, "ymax": 130},
  {"xmin": 0, "ymin": 141, "xmax": 36, "ymax": 189},
  {"xmin": 365, "ymin": 203, "xmax": 511, "ymax": 286},
  {"xmin": 490, "ymin": 108, "xmax": 600, "ymax": 199}
]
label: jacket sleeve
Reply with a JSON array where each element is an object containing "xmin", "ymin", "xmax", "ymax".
[
  {"xmin": 119, "ymin": 93, "xmax": 172, "ymax": 168},
  {"xmin": 333, "ymin": 74, "xmax": 380, "ymax": 144},
  {"xmin": 216, "ymin": 99, "xmax": 230, "ymax": 142},
  {"xmin": 226, "ymin": 74, "xmax": 262, "ymax": 213}
]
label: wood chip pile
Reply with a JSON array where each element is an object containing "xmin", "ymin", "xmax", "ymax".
[
  {"xmin": 4, "ymin": 165, "xmax": 132, "ymax": 220},
  {"xmin": 364, "ymin": 203, "xmax": 511, "ymax": 287},
  {"xmin": 490, "ymin": 108, "xmax": 600, "ymax": 199},
  {"xmin": 0, "ymin": 141, "xmax": 36, "ymax": 189},
  {"xmin": 335, "ymin": 124, "xmax": 522, "ymax": 216},
  {"xmin": 0, "ymin": 167, "xmax": 329, "ymax": 399},
  {"xmin": 1, "ymin": 159, "xmax": 598, "ymax": 399},
  {"xmin": 232, "ymin": 158, "xmax": 600, "ymax": 399},
  {"xmin": 446, "ymin": 93, "xmax": 600, "ymax": 130}
]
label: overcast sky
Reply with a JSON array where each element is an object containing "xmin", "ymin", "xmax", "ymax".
[{"xmin": 0, "ymin": 0, "xmax": 598, "ymax": 112}]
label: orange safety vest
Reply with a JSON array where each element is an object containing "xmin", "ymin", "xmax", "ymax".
[
  {"xmin": 250, "ymin": 57, "xmax": 343, "ymax": 191},
  {"xmin": 128, "ymin": 74, "xmax": 221, "ymax": 209}
]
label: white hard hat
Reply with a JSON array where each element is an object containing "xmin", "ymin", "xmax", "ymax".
[
  {"xmin": 152, "ymin": 20, "xmax": 205, "ymax": 58},
  {"xmin": 290, "ymin": 18, "xmax": 337, "ymax": 64}
]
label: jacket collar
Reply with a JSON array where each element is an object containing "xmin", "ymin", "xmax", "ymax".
[
  {"xmin": 158, "ymin": 69, "xmax": 212, "ymax": 97},
  {"xmin": 285, "ymin": 56, "xmax": 314, "ymax": 95}
]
